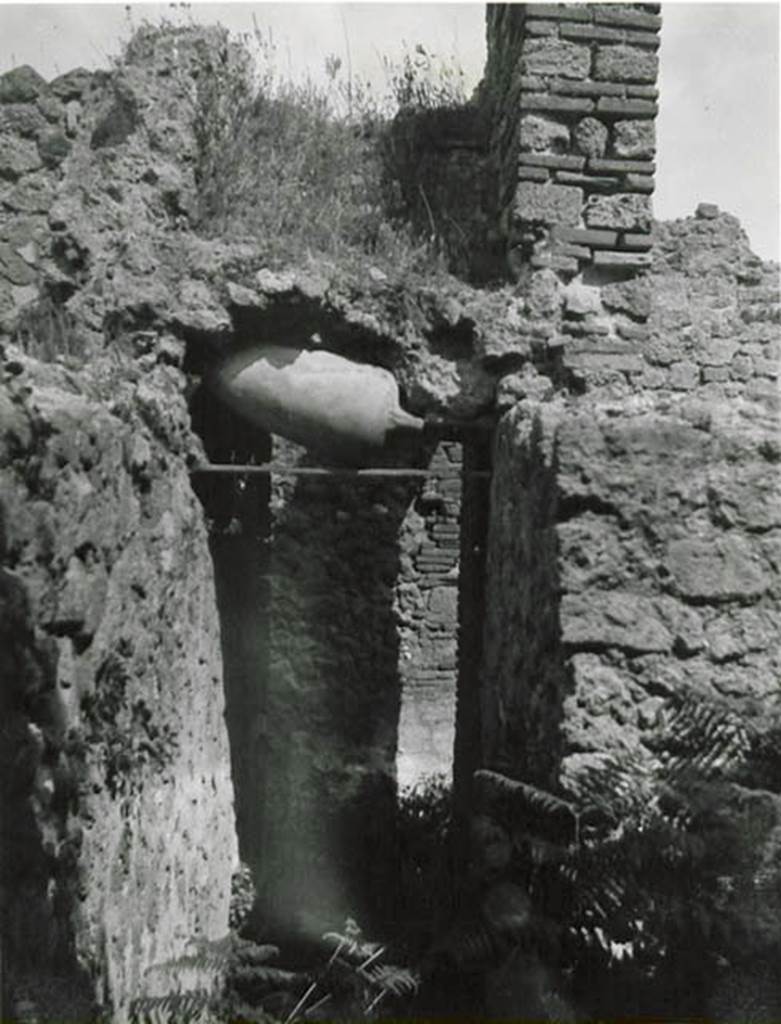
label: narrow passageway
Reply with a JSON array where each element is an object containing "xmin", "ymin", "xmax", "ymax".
[{"xmin": 191, "ymin": 377, "xmax": 492, "ymax": 942}]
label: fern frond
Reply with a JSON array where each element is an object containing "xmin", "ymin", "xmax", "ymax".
[
  {"xmin": 433, "ymin": 918, "xmax": 496, "ymax": 969},
  {"xmin": 474, "ymin": 769, "xmax": 578, "ymax": 846},
  {"xmin": 361, "ymin": 964, "xmax": 420, "ymax": 997},
  {"xmin": 654, "ymin": 695, "xmax": 752, "ymax": 783},
  {"xmin": 130, "ymin": 989, "xmax": 212, "ymax": 1024}
]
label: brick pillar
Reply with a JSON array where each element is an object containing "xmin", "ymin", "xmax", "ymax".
[
  {"xmin": 485, "ymin": 2, "xmax": 661, "ymax": 388},
  {"xmin": 488, "ymin": 2, "xmax": 660, "ymax": 276}
]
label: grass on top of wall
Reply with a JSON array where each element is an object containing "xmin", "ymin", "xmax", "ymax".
[{"xmin": 174, "ymin": 20, "xmax": 469, "ymax": 273}]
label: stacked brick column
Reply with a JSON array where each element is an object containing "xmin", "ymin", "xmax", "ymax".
[
  {"xmin": 487, "ymin": 3, "xmax": 660, "ymax": 277},
  {"xmin": 396, "ymin": 441, "xmax": 463, "ymax": 789}
]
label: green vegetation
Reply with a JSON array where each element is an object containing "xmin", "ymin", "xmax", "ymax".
[{"xmin": 189, "ymin": 23, "xmax": 471, "ymax": 274}]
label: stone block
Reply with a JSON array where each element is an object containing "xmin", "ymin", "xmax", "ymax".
[
  {"xmin": 668, "ymin": 360, "xmax": 700, "ymax": 390},
  {"xmin": 592, "ymin": 249, "xmax": 652, "ymax": 269},
  {"xmin": 36, "ymin": 92, "xmax": 65, "ymax": 123},
  {"xmin": 561, "ymin": 318, "xmax": 612, "ymax": 336},
  {"xmin": 49, "ymin": 67, "xmax": 93, "ymax": 101},
  {"xmin": 601, "ymin": 277, "xmax": 652, "ymax": 318},
  {"xmin": 520, "ymin": 152, "xmax": 585, "ymax": 169},
  {"xmin": 553, "ymin": 240, "xmax": 592, "ymax": 259},
  {"xmin": 616, "ymin": 321, "xmax": 650, "ymax": 340},
  {"xmin": 573, "ymin": 116, "xmax": 609, "ymax": 158},
  {"xmin": 666, "ymin": 536, "xmax": 770, "ymax": 602},
  {"xmin": 701, "ymin": 366, "xmax": 730, "ymax": 383},
  {"xmin": 552, "ymin": 79, "xmax": 625, "ymax": 97},
  {"xmin": 625, "ymin": 173, "xmax": 655, "ymax": 193},
  {"xmin": 594, "ymin": 44, "xmax": 659, "ymax": 83},
  {"xmin": 730, "ymin": 354, "xmax": 753, "ymax": 381},
  {"xmin": 37, "ymin": 128, "xmax": 71, "ymax": 168},
  {"xmin": 521, "ymin": 94, "xmax": 594, "ymax": 114},
  {"xmin": 525, "ymin": 268, "xmax": 563, "ymax": 318},
  {"xmin": 531, "ymin": 253, "xmax": 579, "ymax": 273},
  {"xmin": 0, "ymin": 65, "xmax": 48, "ymax": 103},
  {"xmin": 696, "ymin": 202, "xmax": 720, "ymax": 219},
  {"xmin": 428, "ymin": 586, "xmax": 458, "ymax": 621},
  {"xmin": 555, "ymin": 171, "xmax": 620, "ymax": 191},
  {"xmin": 619, "ymin": 232, "xmax": 653, "ymax": 250},
  {"xmin": 521, "ymin": 38, "xmax": 591, "ymax": 79},
  {"xmin": 559, "ymin": 21, "xmax": 623, "ymax": 42},
  {"xmin": 613, "ymin": 119, "xmax": 656, "ymax": 158},
  {"xmin": 593, "ymin": 5, "xmax": 662, "ymax": 30},
  {"xmin": 0, "ymin": 103, "xmax": 48, "ymax": 137},
  {"xmin": 623, "ymin": 29, "xmax": 662, "ymax": 49},
  {"xmin": 697, "ymin": 336, "xmax": 739, "ymax": 366},
  {"xmin": 513, "ymin": 181, "xmax": 583, "ymax": 227},
  {"xmin": 590, "ymin": 156, "xmax": 656, "ymax": 173},
  {"xmin": 526, "ymin": 19, "xmax": 559, "ymax": 36},
  {"xmin": 553, "ymin": 226, "xmax": 618, "ymax": 247},
  {"xmin": 519, "ymin": 166, "xmax": 549, "ymax": 182},
  {"xmin": 597, "ymin": 96, "xmax": 657, "ymax": 118},
  {"xmin": 0, "ymin": 132, "xmax": 44, "ymax": 180},
  {"xmin": 5, "ymin": 172, "xmax": 55, "ymax": 213},
  {"xmin": 519, "ymin": 114, "xmax": 570, "ymax": 152},
  {"xmin": 561, "ymin": 592, "xmax": 672, "ymax": 653},
  {"xmin": 585, "ymin": 192, "xmax": 652, "ymax": 231},
  {"xmin": 626, "ymin": 84, "xmax": 659, "ymax": 98},
  {"xmin": 0, "ymin": 241, "xmax": 36, "ymax": 285},
  {"xmin": 563, "ymin": 281, "xmax": 603, "ymax": 316},
  {"xmin": 527, "ymin": 4, "xmax": 592, "ymax": 21}
]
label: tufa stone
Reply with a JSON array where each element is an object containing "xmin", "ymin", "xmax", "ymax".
[
  {"xmin": 513, "ymin": 181, "xmax": 583, "ymax": 227},
  {"xmin": 521, "ymin": 38, "xmax": 591, "ymax": 79},
  {"xmin": 0, "ymin": 242, "xmax": 37, "ymax": 286},
  {"xmin": 601, "ymin": 277, "xmax": 651, "ymax": 318},
  {"xmin": 572, "ymin": 116, "xmax": 609, "ymax": 158},
  {"xmin": 585, "ymin": 192, "xmax": 652, "ymax": 231},
  {"xmin": 613, "ymin": 119, "xmax": 656, "ymax": 158},
  {"xmin": 518, "ymin": 114, "xmax": 570, "ymax": 153},
  {"xmin": 65, "ymin": 100, "xmax": 82, "ymax": 138},
  {"xmin": 667, "ymin": 536, "xmax": 769, "ymax": 602},
  {"xmin": 696, "ymin": 202, "xmax": 720, "ymax": 219},
  {"xmin": 561, "ymin": 592, "xmax": 673, "ymax": 654},
  {"xmin": 0, "ymin": 66, "xmax": 48, "ymax": 104},
  {"xmin": 0, "ymin": 133, "xmax": 44, "ymax": 180},
  {"xmin": 563, "ymin": 281, "xmax": 603, "ymax": 317},
  {"xmin": 0, "ymin": 103, "xmax": 48, "ymax": 138},
  {"xmin": 49, "ymin": 67, "xmax": 93, "ymax": 102},
  {"xmin": 593, "ymin": 44, "xmax": 659, "ymax": 83},
  {"xmin": 37, "ymin": 128, "xmax": 71, "ymax": 168}
]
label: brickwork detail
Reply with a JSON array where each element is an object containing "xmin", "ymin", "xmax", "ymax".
[
  {"xmin": 396, "ymin": 441, "xmax": 462, "ymax": 788},
  {"xmin": 485, "ymin": 3, "xmax": 661, "ymax": 276}
]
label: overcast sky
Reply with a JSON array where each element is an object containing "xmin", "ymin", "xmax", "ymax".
[{"xmin": 0, "ymin": 2, "xmax": 778, "ymax": 261}]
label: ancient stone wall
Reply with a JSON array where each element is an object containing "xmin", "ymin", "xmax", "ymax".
[
  {"xmin": 478, "ymin": 12, "xmax": 780, "ymax": 1013},
  {"xmin": 0, "ymin": 32, "xmax": 244, "ymax": 1019},
  {"xmin": 0, "ymin": 9, "xmax": 778, "ymax": 1021},
  {"xmin": 0, "ymin": 353, "xmax": 237, "ymax": 1019}
]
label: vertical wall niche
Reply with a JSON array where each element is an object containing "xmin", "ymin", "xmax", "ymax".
[{"xmin": 191, "ymin": 382, "xmax": 490, "ymax": 940}]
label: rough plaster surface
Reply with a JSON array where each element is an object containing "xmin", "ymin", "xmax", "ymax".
[{"xmin": 0, "ymin": 354, "xmax": 237, "ymax": 1017}]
